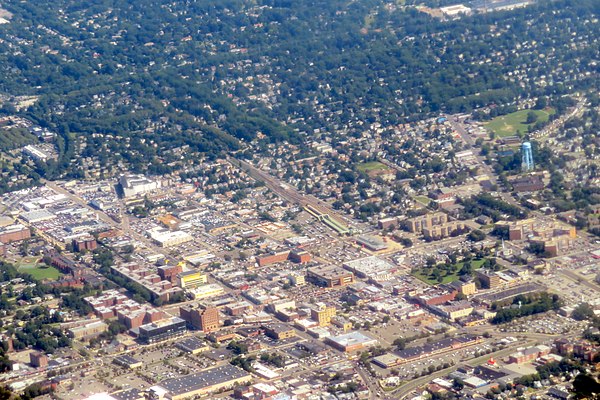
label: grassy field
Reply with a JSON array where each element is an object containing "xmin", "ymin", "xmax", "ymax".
[
  {"xmin": 485, "ymin": 108, "xmax": 555, "ymax": 138},
  {"xmin": 357, "ymin": 161, "xmax": 388, "ymax": 172},
  {"xmin": 18, "ymin": 263, "xmax": 62, "ymax": 281},
  {"xmin": 413, "ymin": 259, "xmax": 486, "ymax": 285}
]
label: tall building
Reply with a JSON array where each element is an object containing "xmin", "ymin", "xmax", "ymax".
[
  {"xmin": 310, "ymin": 303, "xmax": 336, "ymax": 327},
  {"xmin": 521, "ymin": 141, "xmax": 534, "ymax": 172},
  {"xmin": 180, "ymin": 305, "xmax": 221, "ymax": 333}
]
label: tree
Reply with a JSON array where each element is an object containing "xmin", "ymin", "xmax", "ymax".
[
  {"xmin": 467, "ymin": 230, "xmax": 486, "ymax": 242},
  {"xmin": 571, "ymin": 303, "xmax": 595, "ymax": 321},
  {"xmin": 572, "ymin": 374, "xmax": 600, "ymax": 398}
]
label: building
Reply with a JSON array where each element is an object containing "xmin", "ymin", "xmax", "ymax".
[
  {"xmin": 307, "ymin": 265, "xmax": 354, "ymax": 288},
  {"xmin": 176, "ymin": 271, "xmax": 207, "ymax": 289},
  {"xmin": 378, "ymin": 217, "xmax": 399, "ymax": 230},
  {"xmin": 262, "ymin": 323, "xmax": 295, "ymax": 341},
  {"xmin": 343, "ymin": 256, "xmax": 396, "ymax": 282},
  {"xmin": 403, "ymin": 212, "xmax": 448, "ymax": 233},
  {"xmin": 119, "ymin": 174, "xmax": 161, "ymax": 198},
  {"xmin": 310, "ymin": 303, "xmax": 336, "ymax": 327},
  {"xmin": 430, "ymin": 301, "xmax": 474, "ymax": 321},
  {"xmin": 30, "ymin": 351, "xmax": 48, "ymax": 368},
  {"xmin": 73, "ymin": 236, "xmax": 98, "ymax": 252},
  {"xmin": 138, "ymin": 317, "xmax": 186, "ymax": 344},
  {"xmin": 422, "ymin": 221, "xmax": 466, "ymax": 240},
  {"xmin": 0, "ymin": 224, "xmax": 31, "ymax": 244},
  {"xmin": 187, "ymin": 283, "xmax": 225, "ymax": 300},
  {"xmin": 288, "ymin": 273, "xmax": 305, "ymax": 286},
  {"xmin": 150, "ymin": 364, "xmax": 251, "ymax": 400},
  {"xmin": 113, "ymin": 355, "xmax": 143, "ymax": 369},
  {"xmin": 175, "ymin": 337, "xmax": 210, "ymax": 355},
  {"xmin": 288, "ymin": 250, "xmax": 311, "ymax": 264},
  {"xmin": 256, "ymin": 251, "xmax": 290, "ymax": 267},
  {"xmin": 180, "ymin": 305, "xmax": 220, "ymax": 333},
  {"xmin": 22, "ymin": 145, "xmax": 51, "ymax": 162},
  {"xmin": 355, "ymin": 235, "xmax": 388, "ymax": 251},
  {"xmin": 440, "ymin": 4, "xmax": 472, "ymax": 16},
  {"xmin": 68, "ymin": 320, "xmax": 109, "ymax": 340},
  {"xmin": 149, "ymin": 228, "xmax": 193, "ymax": 248},
  {"xmin": 475, "ymin": 269, "xmax": 502, "ymax": 289},
  {"xmin": 508, "ymin": 345, "xmax": 550, "ymax": 364},
  {"xmin": 325, "ymin": 332, "xmax": 378, "ymax": 353}
]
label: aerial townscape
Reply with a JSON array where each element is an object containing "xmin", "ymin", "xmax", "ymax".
[{"xmin": 0, "ymin": 0, "xmax": 598, "ymax": 400}]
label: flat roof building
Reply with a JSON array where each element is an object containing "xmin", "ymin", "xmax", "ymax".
[
  {"xmin": 150, "ymin": 364, "xmax": 251, "ymax": 400},
  {"xmin": 307, "ymin": 265, "xmax": 354, "ymax": 288}
]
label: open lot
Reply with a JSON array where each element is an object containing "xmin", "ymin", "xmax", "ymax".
[{"xmin": 485, "ymin": 108, "xmax": 555, "ymax": 137}]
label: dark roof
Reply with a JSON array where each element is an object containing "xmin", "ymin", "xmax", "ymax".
[{"xmin": 158, "ymin": 365, "xmax": 249, "ymax": 395}]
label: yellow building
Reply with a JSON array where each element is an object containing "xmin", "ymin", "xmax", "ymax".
[
  {"xmin": 310, "ymin": 303, "xmax": 336, "ymax": 327},
  {"xmin": 177, "ymin": 270, "xmax": 208, "ymax": 289}
]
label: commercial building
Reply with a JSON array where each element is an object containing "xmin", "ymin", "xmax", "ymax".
[
  {"xmin": 288, "ymin": 272, "xmax": 305, "ymax": 286},
  {"xmin": 310, "ymin": 303, "xmax": 336, "ymax": 327},
  {"xmin": 175, "ymin": 337, "xmax": 210, "ymax": 355},
  {"xmin": 430, "ymin": 301, "xmax": 474, "ymax": 321},
  {"xmin": 180, "ymin": 305, "xmax": 220, "ymax": 333},
  {"xmin": 475, "ymin": 269, "xmax": 502, "ymax": 289},
  {"xmin": 113, "ymin": 355, "xmax": 143, "ymax": 369},
  {"xmin": 325, "ymin": 332, "xmax": 378, "ymax": 353},
  {"xmin": 262, "ymin": 323, "xmax": 296, "ymax": 341},
  {"xmin": 119, "ymin": 174, "xmax": 161, "ymax": 198},
  {"xmin": 176, "ymin": 270, "xmax": 207, "ymax": 289},
  {"xmin": 138, "ymin": 317, "xmax": 186, "ymax": 344},
  {"xmin": 187, "ymin": 283, "xmax": 225, "ymax": 300},
  {"xmin": 307, "ymin": 265, "xmax": 354, "ymax": 288},
  {"xmin": 150, "ymin": 364, "xmax": 251, "ymax": 400},
  {"xmin": 149, "ymin": 228, "xmax": 193, "ymax": 248},
  {"xmin": 355, "ymin": 235, "xmax": 388, "ymax": 251},
  {"xmin": 343, "ymin": 256, "xmax": 396, "ymax": 282},
  {"xmin": 256, "ymin": 251, "xmax": 290, "ymax": 267}
]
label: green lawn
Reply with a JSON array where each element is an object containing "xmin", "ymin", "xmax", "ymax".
[
  {"xmin": 485, "ymin": 108, "xmax": 555, "ymax": 138},
  {"xmin": 413, "ymin": 259, "xmax": 486, "ymax": 285},
  {"xmin": 18, "ymin": 264, "xmax": 62, "ymax": 281},
  {"xmin": 357, "ymin": 161, "xmax": 388, "ymax": 172}
]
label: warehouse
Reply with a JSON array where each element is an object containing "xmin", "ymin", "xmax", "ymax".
[{"xmin": 150, "ymin": 364, "xmax": 251, "ymax": 400}]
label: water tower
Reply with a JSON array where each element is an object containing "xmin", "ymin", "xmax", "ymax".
[{"xmin": 521, "ymin": 141, "xmax": 534, "ymax": 172}]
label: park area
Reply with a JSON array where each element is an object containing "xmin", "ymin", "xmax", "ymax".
[
  {"xmin": 17, "ymin": 257, "xmax": 61, "ymax": 281},
  {"xmin": 485, "ymin": 108, "xmax": 555, "ymax": 137},
  {"xmin": 357, "ymin": 161, "xmax": 388, "ymax": 172},
  {"xmin": 413, "ymin": 258, "xmax": 487, "ymax": 285}
]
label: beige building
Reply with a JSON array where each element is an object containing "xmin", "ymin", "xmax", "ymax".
[{"xmin": 310, "ymin": 303, "xmax": 336, "ymax": 327}]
